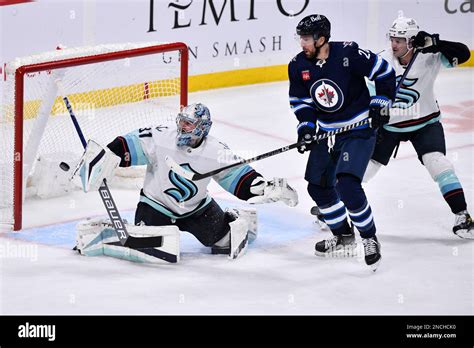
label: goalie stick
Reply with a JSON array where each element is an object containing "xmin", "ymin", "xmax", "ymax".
[
  {"xmin": 59, "ymin": 87, "xmax": 163, "ymax": 250},
  {"xmin": 166, "ymin": 49, "xmax": 420, "ymax": 181}
]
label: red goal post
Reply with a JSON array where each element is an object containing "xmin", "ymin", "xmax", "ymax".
[{"xmin": 1, "ymin": 42, "xmax": 188, "ymax": 231}]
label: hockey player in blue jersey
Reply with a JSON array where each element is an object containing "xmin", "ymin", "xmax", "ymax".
[{"xmin": 289, "ymin": 14, "xmax": 396, "ymax": 270}]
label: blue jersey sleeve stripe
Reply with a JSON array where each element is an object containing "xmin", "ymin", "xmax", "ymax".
[
  {"xmin": 317, "ymin": 108, "xmax": 369, "ymax": 128},
  {"xmin": 368, "ymin": 55, "xmax": 383, "ymax": 80},
  {"xmin": 291, "ymin": 104, "xmax": 314, "ymax": 112},
  {"xmin": 123, "ymin": 133, "xmax": 150, "ymax": 166},
  {"xmin": 289, "ymin": 97, "xmax": 314, "ymax": 105},
  {"xmin": 375, "ymin": 63, "xmax": 394, "ymax": 80},
  {"xmin": 217, "ymin": 165, "xmax": 254, "ymax": 194}
]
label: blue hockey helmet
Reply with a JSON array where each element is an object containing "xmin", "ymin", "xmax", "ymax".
[{"xmin": 176, "ymin": 103, "xmax": 212, "ymax": 147}]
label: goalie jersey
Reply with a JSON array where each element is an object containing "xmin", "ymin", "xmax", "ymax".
[{"xmin": 107, "ymin": 126, "xmax": 262, "ymax": 219}]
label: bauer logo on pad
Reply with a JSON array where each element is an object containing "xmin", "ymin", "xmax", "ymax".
[{"xmin": 302, "ymin": 70, "xmax": 311, "ymax": 81}]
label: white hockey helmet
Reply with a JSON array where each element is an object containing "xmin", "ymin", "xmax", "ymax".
[
  {"xmin": 176, "ymin": 103, "xmax": 212, "ymax": 147},
  {"xmin": 388, "ymin": 11, "xmax": 419, "ymax": 41}
]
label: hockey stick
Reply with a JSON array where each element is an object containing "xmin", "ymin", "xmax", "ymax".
[
  {"xmin": 59, "ymin": 89, "xmax": 163, "ymax": 249},
  {"xmin": 166, "ymin": 49, "xmax": 420, "ymax": 181},
  {"xmin": 165, "ymin": 118, "xmax": 370, "ymax": 181}
]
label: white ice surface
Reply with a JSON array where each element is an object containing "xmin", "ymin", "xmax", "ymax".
[{"xmin": 0, "ymin": 68, "xmax": 472, "ymax": 314}]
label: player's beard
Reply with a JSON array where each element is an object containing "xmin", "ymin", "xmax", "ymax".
[
  {"xmin": 303, "ymin": 47, "xmax": 316, "ymax": 59},
  {"xmin": 311, "ymin": 41, "xmax": 326, "ymax": 60}
]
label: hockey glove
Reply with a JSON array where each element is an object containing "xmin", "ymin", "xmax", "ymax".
[
  {"xmin": 411, "ymin": 31, "xmax": 440, "ymax": 53},
  {"xmin": 296, "ymin": 121, "xmax": 316, "ymax": 154},
  {"xmin": 247, "ymin": 177, "xmax": 298, "ymax": 207},
  {"xmin": 369, "ymin": 96, "xmax": 391, "ymax": 129},
  {"xmin": 72, "ymin": 139, "xmax": 121, "ymax": 192}
]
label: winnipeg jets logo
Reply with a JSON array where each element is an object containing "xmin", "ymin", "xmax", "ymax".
[
  {"xmin": 319, "ymin": 85, "xmax": 335, "ymax": 104},
  {"xmin": 310, "ymin": 79, "xmax": 344, "ymax": 112}
]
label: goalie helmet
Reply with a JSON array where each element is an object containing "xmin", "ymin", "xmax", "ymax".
[
  {"xmin": 388, "ymin": 11, "xmax": 419, "ymax": 41},
  {"xmin": 296, "ymin": 14, "xmax": 331, "ymax": 42},
  {"xmin": 176, "ymin": 103, "xmax": 212, "ymax": 147}
]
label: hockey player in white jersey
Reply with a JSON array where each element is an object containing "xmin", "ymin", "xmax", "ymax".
[
  {"xmin": 364, "ymin": 13, "xmax": 473, "ymax": 238},
  {"xmin": 73, "ymin": 103, "xmax": 298, "ymax": 262}
]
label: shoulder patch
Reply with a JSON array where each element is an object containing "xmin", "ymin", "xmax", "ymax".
[{"xmin": 301, "ymin": 70, "xmax": 311, "ymax": 80}]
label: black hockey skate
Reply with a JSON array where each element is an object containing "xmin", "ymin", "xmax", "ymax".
[
  {"xmin": 311, "ymin": 206, "xmax": 328, "ymax": 230},
  {"xmin": 453, "ymin": 210, "xmax": 474, "ymax": 239},
  {"xmin": 315, "ymin": 232, "xmax": 356, "ymax": 257},
  {"xmin": 362, "ymin": 236, "xmax": 381, "ymax": 272}
]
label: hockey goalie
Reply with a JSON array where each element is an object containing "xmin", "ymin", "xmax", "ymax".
[{"xmin": 72, "ymin": 103, "xmax": 298, "ymax": 263}]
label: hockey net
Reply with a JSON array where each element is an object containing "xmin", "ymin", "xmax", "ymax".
[{"xmin": 1, "ymin": 42, "xmax": 188, "ymax": 230}]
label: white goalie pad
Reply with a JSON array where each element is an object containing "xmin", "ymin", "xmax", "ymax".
[
  {"xmin": 26, "ymin": 152, "xmax": 79, "ymax": 198},
  {"xmin": 229, "ymin": 208, "xmax": 258, "ymax": 243},
  {"xmin": 72, "ymin": 140, "xmax": 120, "ymax": 192},
  {"xmin": 76, "ymin": 217, "xmax": 180, "ymax": 264},
  {"xmin": 229, "ymin": 217, "xmax": 249, "ymax": 260},
  {"xmin": 247, "ymin": 178, "xmax": 298, "ymax": 207}
]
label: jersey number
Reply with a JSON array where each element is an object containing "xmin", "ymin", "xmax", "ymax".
[
  {"xmin": 138, "ymin": 127, "xmax": 152, "ymax": 138},
  {"xmin": 358, "ymin": 48, "xmax": 370, "ymax": 60}
]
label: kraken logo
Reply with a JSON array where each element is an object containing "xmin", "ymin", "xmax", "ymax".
[
  {"xmin": 393, "ymin": 76, "xmax": 420, "ymax": 108},
  {"xmin": 165, "ymin": 163, "xmax": 198, "ymax": 203}
]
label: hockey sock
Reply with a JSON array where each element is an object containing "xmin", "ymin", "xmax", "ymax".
[
  {"xmin": 435, "ymin": 170, "xmax": 467, "ymax": 214},
  {"xmin": 307, "ymin": 183, "xmax": 351, "ymax": 235},
  {"xmin": 336, "ymin": 174, "xmax": 376, "ymax": 238}
]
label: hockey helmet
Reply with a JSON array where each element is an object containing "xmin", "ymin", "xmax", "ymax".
[
  {"xmin": 296, "ymin": 14, "xmax": 331, "ymax": 41},
  {"xmin": 176, "ymin": 103, "xmax": 212, "ymax": 147},
  {"xmin": 388, "ymin": 11, "xmax": 419, "ymax": 41}
]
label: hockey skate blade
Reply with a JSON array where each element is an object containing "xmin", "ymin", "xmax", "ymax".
[
  {"xmin": 368, "ymin": 256, "xmax": 382, "ymax": 272},
  {"xmin": 454, "ymin": 230, "xmax": 474, "ymax": 239}
]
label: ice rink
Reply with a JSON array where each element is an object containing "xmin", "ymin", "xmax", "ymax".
[{"xmin": 0, "ymin": 68, "xmax": 472, "ymax": 315}]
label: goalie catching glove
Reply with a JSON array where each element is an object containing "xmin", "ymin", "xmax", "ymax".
[
  {"xmin": 72, "ymin": 140, "xmax": 121, "ymax": 192},
  {"xmin": 247, "ymin": 177, "xmax": 298, "ymax": 207}
]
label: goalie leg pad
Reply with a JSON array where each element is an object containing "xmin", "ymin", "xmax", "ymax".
[
  {"xmin": 229, "ymin": 217, "xmax": 250, "ymax": 260},
  {"xmin": 76, "ymin": 218, "xmax": 180, "ymax": 263},
  {"xmin": 212, "ymin": 212, "xmax": 250, "ymax": 260},
  {"xmin": 228, "ymin": 208, "xmax": 258, "ymax": 243}
]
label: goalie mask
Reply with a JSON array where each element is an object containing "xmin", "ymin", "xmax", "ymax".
[{"xmin": 176, "ymin": 103, "xmax": 212, "ymax": 147}]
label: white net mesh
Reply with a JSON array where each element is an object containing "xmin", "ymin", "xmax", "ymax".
[{"xmin": 0, "ymin": 42, "xmax": 186, "ymax": 229}]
